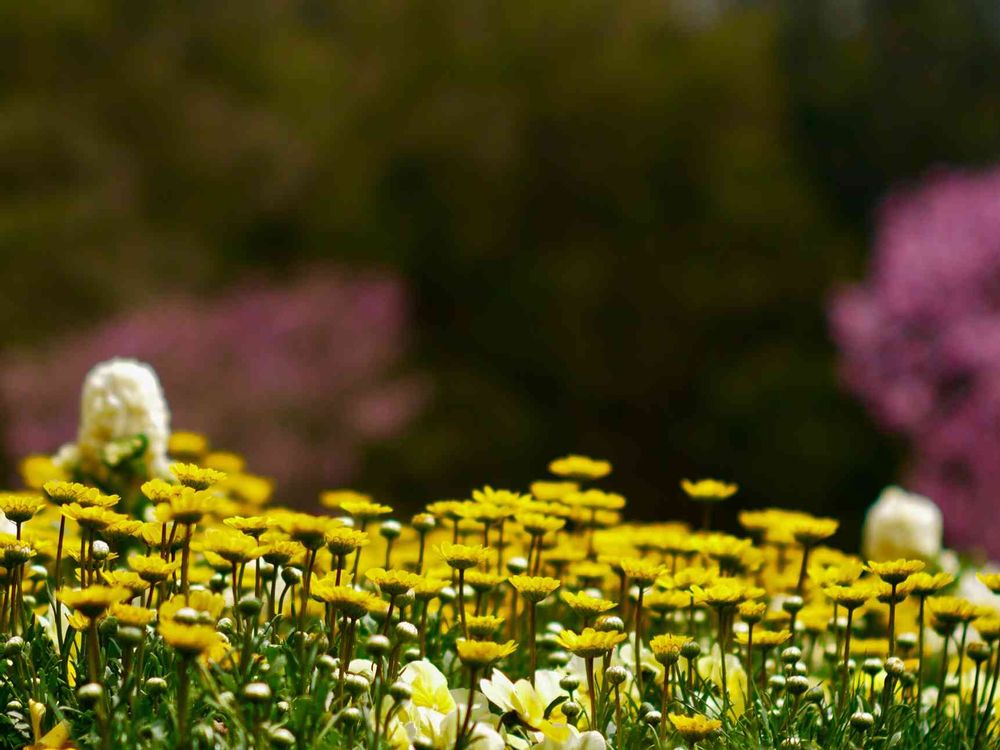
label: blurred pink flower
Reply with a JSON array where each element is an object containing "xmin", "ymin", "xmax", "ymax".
[
  {"xmin": 0, "ymin": 268, "xmax": 427, "ymax": 501},
  {"xmin": 830, "ymin": 166, "xmax": 1000, "ymax": 555}
]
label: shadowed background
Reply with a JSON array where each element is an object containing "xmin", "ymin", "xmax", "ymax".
[{"xmin": 1, "ymin": 1, "xmax": 999, "ymax": 552}]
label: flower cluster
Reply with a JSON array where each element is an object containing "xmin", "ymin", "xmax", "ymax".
[{"xmin": 0, "ymin": 435, "xmax": 998, "ymax": 748}]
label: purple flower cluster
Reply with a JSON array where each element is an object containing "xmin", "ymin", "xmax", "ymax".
[
  {"xmin": 0, "ymin": 268, "xmax": 427, "ymax": 499},
  {"xmin": 830, "ymin": 167, "xmax": 1000, "ymax": 555}
]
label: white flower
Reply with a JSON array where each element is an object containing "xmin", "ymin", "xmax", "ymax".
[
  {"xmin": 861, "ymin": 486, "xmax": 942, "ymax": 562},
  {"xmin": 75, "ymin": 358, "xmax": 171, "ymax": 478}
]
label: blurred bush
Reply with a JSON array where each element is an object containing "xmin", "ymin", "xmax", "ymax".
[
  {"xmin": 831, "ymin": 167, "xmax": 1000, "ymax": 557},
  {"xmin": 0, "ymin": 2, "xmax": 998, "ymax": 534}
]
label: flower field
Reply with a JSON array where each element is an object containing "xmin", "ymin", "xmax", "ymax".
[{"xmin": 0, "ymin": 364, "xmax": 998, "ymax": 750}]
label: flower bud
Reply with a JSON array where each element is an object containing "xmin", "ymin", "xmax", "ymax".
[
  {"xmin": 786, "ymin": 675, "xmax": 809, "ymax": 696},
  {"xmin": 174, "ymin": 607, "xmax": 200, "ymax": 625},
  {"xmin": 561, "ymin": 701, "xmax": 581, "ymax": 720},
  {"xmin": 339, "ymin": 707, "xmax": 364, "ymax": 725},
  {"xmin": 317, "ymin": 654, "xmax": 338, "ymax": 672},
  {"xmin": 395, "ymin": 622, "xmax": 419, "ymax": 644},
  {"xmin": 884, "ymin": 657, "xmax": 905, "ymax": 678},
  {"xmin": 559, "ymin": 674, "xmax": 580, "ymax": 692},
  {"xmin": 681, "ymin": 641, "xmax": 702, "ymax": 660},
  {"xmin": 268, "ymin": 727, "xmax": 296, "ymax": 746},
  {"xmin": 412, "ymin": 514, "xmax": 436, "ymax": 533},
  {"xmin": 769, "ymin": 675, "xmax": 786, "ymax": 692},
  {"xmin": 145, "ymin": 677, "xmax": 168, "ymax": 696},
  {"xmin": 237, "ymin": 596, "xmax": 263, "ymax": 619},
  {"xmin": 243, "ymin": 681, "xmax": 272, "ymax": 704},
  {"xmin": 643, "ymin": 710, "xmax": 662, "ymax": 727},
  {"xmin": 367, "ymin": 634, "xmax": 391, "ymax": 657},
  {"xmin": 781, "ymin": 646, "xmax": 802, "ymax": 665},
  {"xmin": 782, "ymin": 596, "xmax": 804, "ymax": 614},
  {"xmin": 117, "ymin": 626, "xmax": 144, "ymax": 647},
  {"xmin": 99, "ymin": 616, "xmax": 118, "ymax": 639},
  {"xmin": 862, "ymin": 658, "xmax": 883, "ymax": 677},
  {"xmin": 4, "ymin": 637, "xmax": 24, "ymax": 658},
  {"xmin": 77, "ymin": 683, "xmax": 104, "ymax": 707},
  {"xmin": 506, "ymin": 557, "xmax": 529, "ymax": 575},
  {"xmin": 594, "ymin": 615, "xmax": 624, "ymax": 633},
  {"xmin": 850, "ymin": 711, "xmax": 874, "ymax": 731},
  {"xmin": 91, "ymin": 540, "xmax": 110, "ymax": 562},
  {"xmin": 605, "ymin": 666, "xmax": 629, "ymax": 686},
  {"xmin": 281, "ymin": 567, "xmax": 303, "ymax": 586},
  {"xmin": 217, "ymin": 618, "xmax": 235, "ymax": 636},
  {"xmin": 389, "ymin": 681, "xmax": 412, "ymax": 702},
  {"xmin": 379, "ymin": 520, "xmax": 402, "ymax": 540},
  {"xmin": 345, "ymin": 674, "xmax": 371, "ymax": 697}
]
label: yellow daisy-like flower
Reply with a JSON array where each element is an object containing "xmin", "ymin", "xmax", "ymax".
[
  {"xmin": 19, "ymin": 455, "xmax": 65, "ymax": 489},
  {"xmin": 668, "ymin": 713, "xmax": 722, "ymax": 743},
  {"xmin": 455, "ymin": 639, "xmax": 517, "ymax": 668},
  {"xmin": 548, "ymin": 455, "xmax": 612, "ymax": 480},
  {"xmin": 59, "ymin": 585, "xmax": 129, "ymax": 619},
  {"xmin": 168, "ymin": 431, "xmax": 210, "ymax": 461},
  {"xmin": 561, "ymin": 590, "xmax": 616, "ymax": 616},
  {"xmin": 159, "ymin": 620, "xmax": 223, "ymax": 657},
  {"xmin": 202, "ymin": 451, "xmax": 245, "ymax": 474},
  {"xmin": 163, "ymin": 488, "xmax": 215, "ymax": 525},
  {"xmin": 223, "ymin": 515, "xmax": 272, "ymax": 539},
  {"xmin": 366, "ymin": 568, "xmax": 424, "ymax": 597},
  {"xmin": 339, "ymin": 499, "xmax": 393, "ymax": 521},
  {"xmin": 790, "ymin": 517, "xmax": 839, "ymax": 546},
  {"xmin": 680, "ymin": 479, "xmax": 738, "ymax": 501},
  {"xmin": 43, "ymin": 481, "xmax": 104, "ymax": 507},
  {"xmin": 129, "ymin": 554, "xmax": 180, "ymax": 584},
  {"xmin": 311, "ymin": 583, "xmax": 376, "ymax": 619},
  {"xmin": 260, "ymin": 540, "xmax": 306, "ymax": 566},
  {"xmin": 319, "ymin": 489, "xmax": 372, "ymax": 510},
  {"xmin": 975, "ymin": 616, "xmax": 1000, "ymax": 641},
  {"xmin": 464, "ymin": 570, "xmax": 506, "ymax": 593},
  {"xmin": 110, "ymin": 602, "xmax": 156, "ymax": 628},
  {"xmin": 620, "ymin": 557, "xmax": 667, "ymax": 588},
  {"xmin": 737, "ymin": 601, "xmax": 767, "ymax": 623},
  {"xmin": 823, "ymin": 583, "xmax": 874, "ymax": 610},
  {"xmin": 529, "ymin": 481, "xmax": 580, "ymax": 501},
  {"xmin": 927, "ymin": 596, "xmax": 978, "ymax": 625},
  {"xmin": 555, "ymin": 628, "xmax": 627, "ymax": 659},
  {"xmin": 103, "ymin": 520, "xmax": 144, "ymax": 544},
  {"xmin": 865, "ymin": 559, "xmax": 925, "ymax": 585},
  {"xmin": 141, "ymin": 479, "xmax": 182, "ymax": 504},
  {"xmin": 436, "ymin": 542, "xmax": 491, "ymax": 570},
  {"xmin": 735, "ymin": 630, "xmax": 791, "ymax": 648},
  {"xmin": 169, "ymin": 462, "xmax": 227, "ymax": 491},
  {"xmin": 0, "ymin": 494, "xmax": 46, "ymax": 524},
  {"xmin": 61, "ymin": 503, "xmax": 127, "ymax": 532},
  {"xmin": 691, "ymin": 581, "xmax": 754, "ymax": 607},
  {"xmin": 101, "ymin": 570, "xmax": 149, "ymax": 598},
  {"xmin": 199, "ymin": 529, "xmax": 262, "ymax": 565},
  {"xmin": 563, "ymin": 489, "xmax": 626, "ymax": 511},
  {"xmin": 509, "ymin": 575, "xmax": 561, "ymax": 603},
  {"xmin": 471, "ymin": 486, "xmax": 530, "ymax": 509},
  {"xmin": 976, "ymin": 572, "xmax": 1000, "ymax": 595},
  {"xmin": 324, "ymin": 527, "xmax": 370, "ymax": 556},
  {"xmin": 516, "ymin": 512, "xmax": 566, "ymax": 536},
  {"xmin": 277, "ymin": 512, "xmax": 335, "ymax": 550},
  {"xmin": 466, "ymin": 614, "xmax": 505, "ymax": 639},
  {"xmin": 649, "ymin": 633, "xmax": 692, "ymax": 663}
]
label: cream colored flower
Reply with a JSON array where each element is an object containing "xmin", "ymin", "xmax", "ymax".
[{"xmin": 861, "ymin": 486, "xmax": 941, "ymax": 562}]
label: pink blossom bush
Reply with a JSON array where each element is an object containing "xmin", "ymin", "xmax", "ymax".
[
  {"xmin": 0, "ymin": 268, "xmax": 427, "ymax": 500},
  {"xmin": 830, "ymin": 167, "xmax": 1000, "ymax": 556}
]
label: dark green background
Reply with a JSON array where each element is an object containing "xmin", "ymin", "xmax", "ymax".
[{"xmin": 2, "ymin": 1, "xmax": 998, "ymax": 546}]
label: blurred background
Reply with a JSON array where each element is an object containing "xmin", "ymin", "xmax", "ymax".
[{"xmin": 1, "ymin": 1, "xmax": 999, "ymax": 553}]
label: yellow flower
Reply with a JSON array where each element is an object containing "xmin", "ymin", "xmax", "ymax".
[
  {"xmin": 141, "ymin": 479, "xmax": 182, "ymax": 504},
  {"xmin": 319, "ymin": 489, "xmax": 372, "ymax": 510},
  {"xmin": 562, "ymin": 590, "xmax": 617, "ymax": 616},
  {"xmin": 202, "ymin": 451, "xmax": 245, "ymax": 474},
  {"xmin": 790, "ymin": 517, "xmax": 839, "ymax": 546},
  {"xmin": 110, "ymin": 603, "xmax": 156, "ymax": 627},
  {"xmin": 260, "ymin": 540, "xmax": 306, "ymax": 566},
  {"xmin": 691, "ymin": 581, "xmax": 754, "ymax": 607},
  {"xmin": 668, "ymin": 713, "xmax": 722, "ymax": 743},
  {"xmin": 977, "ymin": 572, "xmax": 1000, "ymax": 595},
  {"xmin": 436, "ymin": 542, "xmax": 491, "ymax": 570},
  {"xmin": 649, "ymin": 633, "xmax": 692, "ymax": 663},
  {"xmin": 563, "ymin": 489, "xmax": 626, "ymax": 511},
  {"xmin": 738, "ymin": 601, "xmax": 767, "ymax": 623},
  {"xmin": 366, "ymin": 568, "xmax": 424, "ymax": 597},
  {"xmin": 516, "ymin": 512, "xmax": 566, "ymax": 536},
  {"xmin": 129, "ymin": 554, "xmax": 180, "ymax": 584},
  {"xmin": 159, "ymin": 620, "xmax": 223, "ymax": 657},
  {"xmin": 43, "ymin": 481, "xmax": 105, "ymax": 507},
  {"xmin": 680, "ymin": 479, "xmax": 738, "ymax": 501},
  {"xmin": 169, "ymin": 462, "xmax": 227, "ymax": 490},
  {"xmin": 927, "ymin": 596, "xmax": 978, "ymax": 625},
  {"xmin": 199, "ymin": 529, "xmax": 262, "ymax": 565},
  {"xmin": 339, "ymin": 499, "xmax": 393, "ymax": 521},
  {"xmin": 19, "ymin": 455, "xmax": 65, "ymax": 490},
  {"xmin": 555, "ymin": 628, "xmax": 627, "ymax": 658},
  {"xmin": 466, "ymin": 614, "xmax": 505, "ymax": 639},
  {"xmin": 163, "ymin": 488, "xmax": 215, "ymax": 525},
  {"xmin": 472, "ymin": 486, "xmax": 530, "ymax": 508},
  {"xmin": 0, "ymin": 494, "xmax": 46, "ymax": 524},
  {"xmin": 59, "ymin": 586, "xmax": 129, "ymax": 619},
  {"xmin": 865, "ymin": 559, "xmax": 925, "ymax": 585},
  {"xmin": 168, "ymin": 431, "xmax": 209, "ymax": 460},
  {"xmin": 455, "ymin": 639, "xmax": 517, "ymax": 668},
  {"xmin": 61, "ymin": 503, "xmax": 126, "ymax": 532},
  {"xmin": 276, "ymin": 512, "xmax": 334, "ymax": 550},
  {"xmin": 735, "ymin": 630, "xmax": 791, "ymax": 648},
  {"xmin": 620, "ymin": 557, "xmax": 667, "ymax": 587},
  {"xmin": 548, "ymin": 455, "xmax": 612, "ymax": 480},
  {"xmin": 324, "ymin": 527, "xmax": 370, "ymax": 556},
  {"xmin": 311, "ymin": 583, "xmax": 375, "ymax": 618},
  {"xmin": 103, "ymin": 520, "xmax": 143, "ymax": 544},
  {"xmin": 975, "ymin": 616, "xmax": 1000, "ymax": 641},
  {"xmin": 223, "ymin": 515, "xmax": 272, "ymax": 538},
  {"xmin": 529, "ymin": 481, "xmax": 579, "ymax": 501},
  {"xmin": 509, "ymin": 575, "xmax": 561, "ymax": 603},
  {"xmin": 823, "ymin": 584, "xmax": 874, "ymax": 610},
  {"xmin": 101, "ymin": 570, "xmax": 149, "ymax": 598}
]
